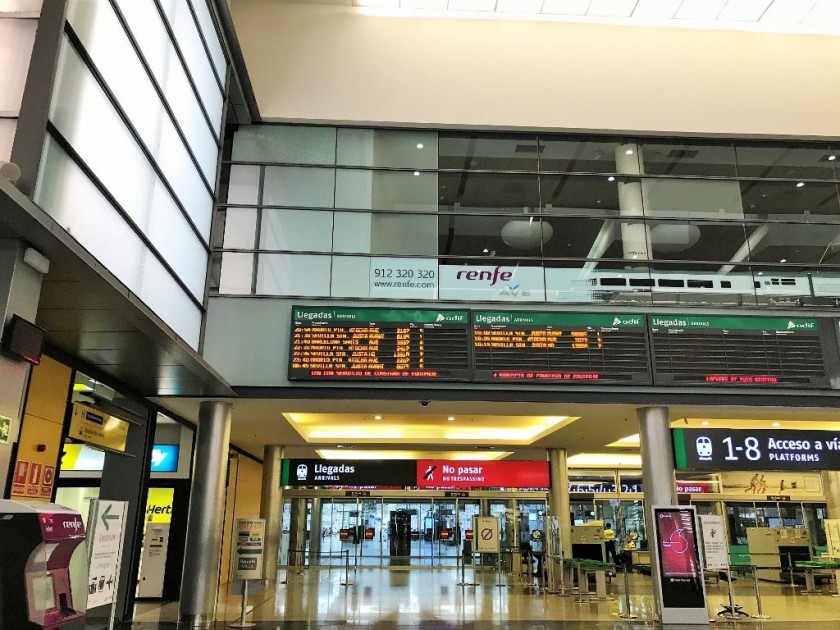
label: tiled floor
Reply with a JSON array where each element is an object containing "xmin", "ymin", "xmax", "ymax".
[{"xmin": 120, "ymin": 565, "xmax": 840, "ymax": 628}]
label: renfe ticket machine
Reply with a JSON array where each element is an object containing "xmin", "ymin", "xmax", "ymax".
[{"xmin": 0, "ymin": 500, "xmax": 87, "ymax": 629}]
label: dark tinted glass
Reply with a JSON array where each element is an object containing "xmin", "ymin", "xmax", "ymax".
[
  {"xmin": 538, "ymin": 138, "xmax": 633, "ymax": 173},
  {"xmin": 735, "ymin": 144, "xmax": 836, "ymax": 179},
  {"xmin": 438, "ymin": 214, "xmax": 547, "ymax": 258},
  {"xmin": 640, "ymin": 141, "xmax": 737, "ymax": 177},
  {"xmin": 438, "ymin": 172, "xmax": 539, "ymax": 212},
  {"xmin": 539, "ymin": 174, "xmax": 621, "ymax": 216},
  {"xmin": 438, "ymin": 133, "xmax": 538, "ymax": 170},
  {"xmin": 741, "ymin": 180, "xmax": 840, "ymax": 221},
  {"xmin": 745, "ymin": 222, "xmax": 840, "ymax": 265}
]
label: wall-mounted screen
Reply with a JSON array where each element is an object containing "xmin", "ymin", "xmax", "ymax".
[{"xmin": 289, "ymin": 307, "xmax": 471, "ymax": 381}]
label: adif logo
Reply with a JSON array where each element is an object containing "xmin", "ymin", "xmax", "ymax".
[
  {"xmin": 787, "ymin": 320, "xmax": 815, "ymax": 330},
  {"xmin": 296, "ymin": 464, "xmax": 308, "ymax": 481},
  {"xmin": 612, "ymin": 317, "xmax": 622, "ymax": 325},
  {"xmin": 436, "ymin": 314, "xmax": 445, "ymax": 322}
]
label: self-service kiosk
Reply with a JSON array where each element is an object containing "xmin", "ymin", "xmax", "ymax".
[{"xmin": 0, "ymin": 500, "xmax": 87, "ymax": 629}]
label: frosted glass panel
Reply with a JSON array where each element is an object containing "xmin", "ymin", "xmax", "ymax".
[
  {"xmin": 219, "ymin": 252, "xmax": 253, "ymax": 294},
  {"xmin": 50, "ymin": 37, "xmax": 156, "ymax": 232},
  {"xmin": 157, "ymin": 121, "xmax": 213, "ymax": 238},
  {"xmin": 330, "ymin": 256, "xmax": 371, "ymax": 298},
  {"xmin": 0, "ymin": 18, "xmax": 36, "ymax": 114},
  {"xmin": 115, "ymin": 0, "xmax": 221, "ymax": 165},
  {"xmin": 35, "ymin": 137, "xmax": 145, "ymax": 292},
  {"xmin": 147, "ymin": 181, "xmax": 208, "ymax": 299},
  {"xmin": 260, "ymin": 209, "xmax": 333, "ymax": 252},
  {"xmin": 335, "ymin": 170, "xmax": 437, "ymax": 211},
  {"xmin": 0, "ymin": 118, "xmax": 14, "ymax": 162},
  {"xmin": 333, "ymin": 212, "xmax": 372, "ymax": 253},
  {"xmin": 337, "ymin": 128, "xmax": 438, "ymax": 169},
  {"xmin": 139, "ymin": 252, "xmax": 202, "ymax": 348},
  {"xmin": 223, "ymin": 208, "xmax": 257, "ymax": 249},
  {"xmin": 256, "ymin": 254, "xmax": 331, "ymax": 296},
  {"xmin": 227, "ymin": 165, "xmax": 259, "ymax": 205},
  {"xmin": 263, "ymin": 167, "xmax": 334, "ymax": 208},
  {"xmin": 188, "ymin": 0, "xmax": 226, "ymax": 81},
  {"xmin": 164, "ymin": 1, "xmax": 223, "ymax": 132},
  {"xmin": 232, "ymin": 126, "xmax": 336, "ymax": 164}
]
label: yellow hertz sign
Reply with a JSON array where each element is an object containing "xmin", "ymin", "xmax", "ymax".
[
  {"xmin": 68, "ymin": 402, "xmax": 129, "ymax": 452},
  {"xmin": 145, "ymin": 487, "xmax": 175, "ymax": 524}
]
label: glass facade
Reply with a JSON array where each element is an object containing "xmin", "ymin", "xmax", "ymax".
[
  {"xmin": 213, "ymin": 125, "xmax": 840, "ymax": 309},
  {"xmin": 34, "ymin": 0, "xmax": 228, "ymax": 348}
]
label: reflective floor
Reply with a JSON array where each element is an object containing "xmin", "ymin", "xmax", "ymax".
[{"xmin": 120, "ymin": 566, "xmax": 840, "ymax": 628}]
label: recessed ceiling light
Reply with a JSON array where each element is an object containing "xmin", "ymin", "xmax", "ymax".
[
  {"xmin": 772, "ymin": 422, "xmax": 781, "ymax": 427},
  {"xmin": 608, "ymin": 176, "xmax": 616, "ymax": 182},
  {"xmin": 413, "ymin": 171, "xmax": 420, "ymax": 176},
  {"xmin": 336, "ymin": 444, "xmax": 345, "ymax": 448},
  {"xmin": 625, "ymin": 149, "xmax": 634, "ymax": 155},
  {"xmin": 780, "ymin": 258, "xmax": 787, "ymax": 263},
  {"xmin": 482, "ymin": 248, "xmax": 489, "ymax": 253},
  {"xmin": 829, "ymin": 155, "xmax": 837, "ymax": 161},
  {"xmin": 796, "ymin": 181, "xmax": 805, "ymax": 188},
  {"xmin": 374, "ymin": 414, "xmax": 382, "ymax": 420},
  {"xmin": 447, "ymin": 415, "xmax": 455, "ymax": 421},
  {"xmin": 757, "ymin": 271, "xmax": 764, "ymax": 276},
  {"xmin": 416, "ymin": 143, "xmax": 424, "ymax": 149},
  {"xmin": 701, "ymin": 420, "xmax": 710, "ymax": 426}
]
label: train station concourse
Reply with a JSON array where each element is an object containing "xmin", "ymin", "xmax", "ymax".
[{"xmin": 5, "ymin": 1, "xmax": 840, "ymax": 629}]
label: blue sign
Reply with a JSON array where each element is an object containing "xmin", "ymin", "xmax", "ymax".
[{"xmin": 151, "ymin": 444, "xmax": 179, "ymax": 472}]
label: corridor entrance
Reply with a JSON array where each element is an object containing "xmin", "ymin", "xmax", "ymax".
[{"xmin": 281, "ymin": 492, "xmax": 547, "ymax": 568}]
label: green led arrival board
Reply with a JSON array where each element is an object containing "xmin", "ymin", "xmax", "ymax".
[
  {"xmin": 650, "ymin": 315, "xmax": 828, "ymax": 388},
  {"xmin": 471, "ymin": 312, "xmax": 651, "ymax": 383},
  {"xmin": 289, "ymin": 307, "xmax": 471, "ymax": 381}
]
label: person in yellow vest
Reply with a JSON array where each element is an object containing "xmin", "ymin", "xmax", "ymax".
[{"xmin": 603, "ymin": 523, "xmax": 617, "ymax": 563}]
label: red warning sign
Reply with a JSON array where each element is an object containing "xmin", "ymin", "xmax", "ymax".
[{"xmin": 12, "ymin": 460, "xmax": 28, "ymax": 495}]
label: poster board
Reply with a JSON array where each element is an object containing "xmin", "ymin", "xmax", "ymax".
[{"xmin": 233, "ymin": 519, "xmax": 265, "ymax": 580}]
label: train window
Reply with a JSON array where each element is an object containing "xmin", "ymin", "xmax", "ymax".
[
  {"xmin": 599, "ymin": 278, "xmax": 627, "ymax": 286},
  {"xmin": 687, "ymin": 280, "xmax": 713, "ymax": 288},
  {"xmin": 657, "ymin": 279, "xmax": 685, "ymax": 288},
  {"xmin": 629, "ymin": 278, "xmax": 655, "ymax": 287},
  {"xmin": 720, "ymin": 281, "xmax": 732, "ymax": 288}
]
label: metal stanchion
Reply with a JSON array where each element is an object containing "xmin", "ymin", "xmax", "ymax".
[
  {"xmin": 618, "ymin": 562, "xmax": 638, "ymax": 620},
  {"xmin": 716, "ymin": 567, "xmax": 748, "ymax": 620},
  {"xmin": 573, "ymin": 562, "xmax": 590, "ymax": 604},
  {"xmin": 458, "ymin": 543, "xmax": 478, "ymax": 587},
  {"xmin": 788, "ymin": 553, "xmax": 796, "ymax": 590},
  {"xmin": 496, "ymin": 552, "xmax": 505, "ymax": 588},
  {"xmin": 544, "ymin": 554, "xmax": 561, "ymax": 594},
  {"xmin": 229, "ymin": 579, "xmax": 255, "ymax": 629},
  {"xmin": 750, "ymin": 565, "xmax": 770, "ymax": 620},
  {"xmin": 341, "ymin": 549, "xmax": 353, "ymax": 586}
]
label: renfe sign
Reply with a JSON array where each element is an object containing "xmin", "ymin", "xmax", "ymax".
[
  {"xmin": 674, "ymin": 428, "xmax": 840, "ymax": 471},
  {"xmin": 415, "ymin": 460, "xmax": 549, "ymax": 489}
]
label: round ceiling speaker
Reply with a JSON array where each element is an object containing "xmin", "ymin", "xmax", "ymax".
[
  {"xmin": 501, "ymin": 219, "xmax": 553, "ymax": 250},
  {"xmin": 650, "ymin": 223, "xmax": 701, "ymax": 253}
]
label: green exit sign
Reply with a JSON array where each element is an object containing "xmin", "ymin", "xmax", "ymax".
[{"xmin": 0, "ymin": 415, "xmax": 11, "ymax": 444}]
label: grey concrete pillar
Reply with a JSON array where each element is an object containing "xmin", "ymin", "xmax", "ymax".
[
  {"xmin": 178, "ymin": 401, "xmax": 232, "ymax": 626},
  {"xmin": 638, "ymin": 406, "xmax": 676, "ymax": 617},
  {"xmin": 615, "ymin": 143, "xmax": 651, "ymax": 261},
  {"xmin": 259, "ymin": 445, "xmax": 284, "ymax": 581},
  {"xmin": 287, "ymin": 498, "xmax": 308, "ymax": 566},
  {"xmin": 0, "ymin": 241, "xmax": 45, "ymax": 494},
  {"xmin": 309, "ymin": 497, "xmax": 322, "ymax": 564},
  {"xmin": 822, "ymin": 471, "xmax": 840, "ymax": 519},
  {"xmin": 548, "ymin": 448, "xmax": 573, "ymax": 558}
]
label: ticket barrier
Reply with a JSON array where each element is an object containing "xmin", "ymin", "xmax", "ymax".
[{"xmin": 0, "ymin": 500, "xmax": 87, "ymax": 629}]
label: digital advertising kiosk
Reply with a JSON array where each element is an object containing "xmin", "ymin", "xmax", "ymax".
[{"xmin": 0, "ymin": 500, "xmax": 87, "ymax": 629}]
